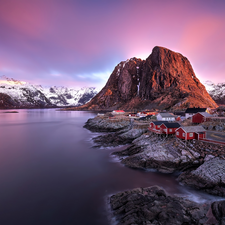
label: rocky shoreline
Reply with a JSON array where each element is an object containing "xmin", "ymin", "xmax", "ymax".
[{"xmin": 84, "ymin": 116, "xmax": 225, "ymax": 224}]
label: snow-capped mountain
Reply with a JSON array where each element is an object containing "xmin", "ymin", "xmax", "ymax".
[
  {"xmin": 0, "ymin": 76, "xmax": 98, "ymax": 108},
  {"xmin": 204, "ymin": 81, "xmax": 225, "ymax": 105}
]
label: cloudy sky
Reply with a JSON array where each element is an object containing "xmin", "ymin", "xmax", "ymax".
[{"xmin": 0, "ymin": 0, "xmax": 224, "ymax": 89}]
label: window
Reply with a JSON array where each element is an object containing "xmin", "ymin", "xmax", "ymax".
[
  {"xmin": 182, "ymin": 133, "xmax": 185, "ymax": 137},
  {"xmin": 176, "ymin": 132, "xmax": 179, "ymax": 135},
  {"xmin": 189, "ymin": 133, "xmax": 193, "ymax": 137},
  {"xmin": 169, "ymin": 129, "xmax": 172, "ymax": 132}
]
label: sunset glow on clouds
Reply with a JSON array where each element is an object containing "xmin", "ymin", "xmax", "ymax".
[{"xmin": 0, "ymin": 0, "xmax": 224, "ymax": 89}]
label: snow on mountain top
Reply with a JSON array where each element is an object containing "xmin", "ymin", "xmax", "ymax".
[
  {"xmin": 0, "ymin": 76, "xmax": 98, "ymax": 107},
  {"xmin": 0, "ymin": 75, "xmax": 27, "ymax": 85}
]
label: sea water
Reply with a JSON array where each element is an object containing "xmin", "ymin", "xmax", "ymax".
[{"xmin": 0, "ymin": 109, "xmax": 223, "ymax": 225}]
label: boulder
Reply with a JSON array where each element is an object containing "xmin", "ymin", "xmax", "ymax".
[
  {"xmin": 178, "ymin": 157, "xmax": 225, "ymax": 196},
  {"xmin": 110, "ymin": 186, "xmax": 221, "ymax": 225}
]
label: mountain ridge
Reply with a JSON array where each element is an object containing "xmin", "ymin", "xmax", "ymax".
[
  {"xmin": 0, "ymin": 76, "xmax": 97, "ymax": 108},
  {"xmin": 73, "ymin": 46, "xmax": 217, "ymax": 111}
]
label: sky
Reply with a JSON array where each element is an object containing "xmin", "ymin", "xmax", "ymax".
[{"xmin": 0, "ymin": 0, "xmax": 224, "ymax": 89}]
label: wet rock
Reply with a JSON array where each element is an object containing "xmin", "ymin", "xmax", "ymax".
[
  {"xmin": 178, "ymin": 157, "xmax": 225, "ymax": 196},
  {"xmin": 211, "ymin": 201, "xmax": 225, "ymax": 224},
  {"xmin": 110, "ymin": 186, "xmax": 219, "ymax": 225},
  {"xmin": 92, "ymin": 127, "xmax": 148, "ymax": 147}
]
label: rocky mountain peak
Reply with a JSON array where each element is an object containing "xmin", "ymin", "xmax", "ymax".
[{"xmin": 75, "ymin": 46, "xmax": 218, "ymax": 110}]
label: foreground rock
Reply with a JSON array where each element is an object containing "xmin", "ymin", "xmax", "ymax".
[
  {"xmin": 178, "ymin": 157, "xmax": 225, "ymax": 197},
  {"xmin": 110, "ymin": 185, "xmax": 224, "ymax": 225}
]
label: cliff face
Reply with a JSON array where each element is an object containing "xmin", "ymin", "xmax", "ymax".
[{"xmin": 78, "ymin": 46, "xmax": 217, "ymax": 110}]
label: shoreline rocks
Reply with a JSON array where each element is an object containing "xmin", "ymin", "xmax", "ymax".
[
  {"xmin": 84, "ymin": 116, "xmax": 130, "ymax": 132},
  {"xmin": 178, "ymin": 157, "xmax": 225, "ymax": 197},
  {"xmin": 110, "ymin": 185, "xmax": 224, "ymax": 225},
  {"xmin": 114, "ymin": 133, "xmax": 202, "ymax": 173},
  {"xmin": 84, "ymin": 116, "xmax": 225, "ymax": 223}
]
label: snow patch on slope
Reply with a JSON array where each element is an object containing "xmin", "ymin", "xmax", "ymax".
[{"xmin": 0, "ymin": 76, "xmax": 98, "ymax": 107}]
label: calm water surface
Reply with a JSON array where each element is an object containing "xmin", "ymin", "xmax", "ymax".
[{"xmin": 0, "ymin": 109, "xmax": 222, "ymax": 225}]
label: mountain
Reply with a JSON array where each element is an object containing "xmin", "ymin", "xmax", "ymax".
[
  {"xmin": 0, "ymin": 76, "xmax": 97, "ymax": 108},
  {"xmin": 75, "ymin": 46, "xmax": 217, "ymax": 111},
  {"xmin": 204, "ymin": 81, "xmax": 225, "ymax": 105}
]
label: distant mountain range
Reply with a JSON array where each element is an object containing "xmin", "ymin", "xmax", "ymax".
[
  {"xmin": 1, "ymin": 57, "xmax": 223, "ymax": 110},
  {"xmin": 0, "ymin": 75, "xmax": 98, "ymax": 108},
  {"xmin": 204, "ymin": 81, "xmax": 225, "ymax": 105},
  {"xmin": 75, "ymin": 46, "xmax": 218, "ymax": 111}
]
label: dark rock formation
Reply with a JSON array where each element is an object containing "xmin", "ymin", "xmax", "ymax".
[
  {"xmin": 178, "ymin": 157, "xmax": 225, "ymax": 197},
  {"xmin": 0, "ymin": 93, "xmax": 18, "ymax": 108},
  {"xmin": 110, "ymin": 185, "xmax": 223, "ymax": 225},
  {"xmin": 77, "ymin": 46, "xmax": 217, "ymax": 110}
]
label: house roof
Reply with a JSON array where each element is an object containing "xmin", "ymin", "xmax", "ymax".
[
  {"xmin": 113, "ymin": 110, "xmax": 125, "ymax": 112},
  {"xmin": 158, "ymin": 113, "xmax": 175, "ymax": 117},
  {"xmin": 197, "ymin": 112, "xmax": 213, "ymax": 117},
  {"xmin": 151, "ymin": 121, "xmax": 169, "ymax": 125},
  {"xmin": 178, "ymin": 126, "xmax": 206, "ymax": 133},
  {"xmin": 185, "ymin": 108, "xmax": 206, "ymax": 113},
  {"xmin": 162, "ymin": 122, "xmax": 181, "ymax": 128}
]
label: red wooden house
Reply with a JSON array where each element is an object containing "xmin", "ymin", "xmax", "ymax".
[
  {"xmin": 149, "ymin": 121, "xmax": 169, "ymax": 134},
  {"xmin": 160, "ymin": 122, "xmax": 181, "ymax": 135},
  {"xmin": 112, "ymin": 110, "xmax": 125, "ymax": 114},
  {"xmin": 192, "ymin": 112, "xmax": 213, "ymax": 124},
  {"xmin": 175, "ymin": 126, "xmax": 206, "ymax": 140}
]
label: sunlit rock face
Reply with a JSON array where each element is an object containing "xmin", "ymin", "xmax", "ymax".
[{"xmin": 78, "ymin": 46, "xmax": 217, "ymax": 110}]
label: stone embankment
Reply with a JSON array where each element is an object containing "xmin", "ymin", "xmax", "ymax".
[{"xmin": 85, "ymin": 116, "xmax": 225, "ymax": 224}]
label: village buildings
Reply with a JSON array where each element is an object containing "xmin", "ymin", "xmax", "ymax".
[
  {"xmin": 112, "ymin": 110, "xmax": 125, "ymax": 114},
  {"xmin": 192, "ymin": 112, "xmax": 213, "ymax": 124},
  {"xmin": 156, "ymin": 113, "xmax": 176, "ymax": 121},
  {"xmin": 175, "ymin": 126, "xmax": 206, "ymax": 140},
  {"xmin": 185, "ymin": 108, "xmax": 208, "ymax": 119},
  {"xmin": 149, "ymin": 121, "xmax": 169, "ymax": 134},
  {"xmin": 160, "ymin": 122, "xmax": 181, "ymax": 135}
]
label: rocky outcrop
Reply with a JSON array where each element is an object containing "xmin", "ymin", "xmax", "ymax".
[
  {"xmin": 76, "ymin": 46, "xmax": 217, "ymax": 110},
  {"xmin": 92, "ymin": 127, "xmax": 148, "ymax": 147},
  {"xmin": 178, "ymin": 157, "xmax": 225, "ymax": 196},
  {"xmin": 83, "ymin": 116, "xmax": 130, "ymax": 132},
  {"xmin": 110, "ymin": 185, "xmax": 223, "ymax": 225},
  {"xmin": 114, "ymin": 133, "xmax": 201, "ymax": 173}
]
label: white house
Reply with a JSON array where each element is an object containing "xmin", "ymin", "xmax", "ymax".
[{"xmin": 156, "ymin": 113, "xmax": 176, "ymax": 121}]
